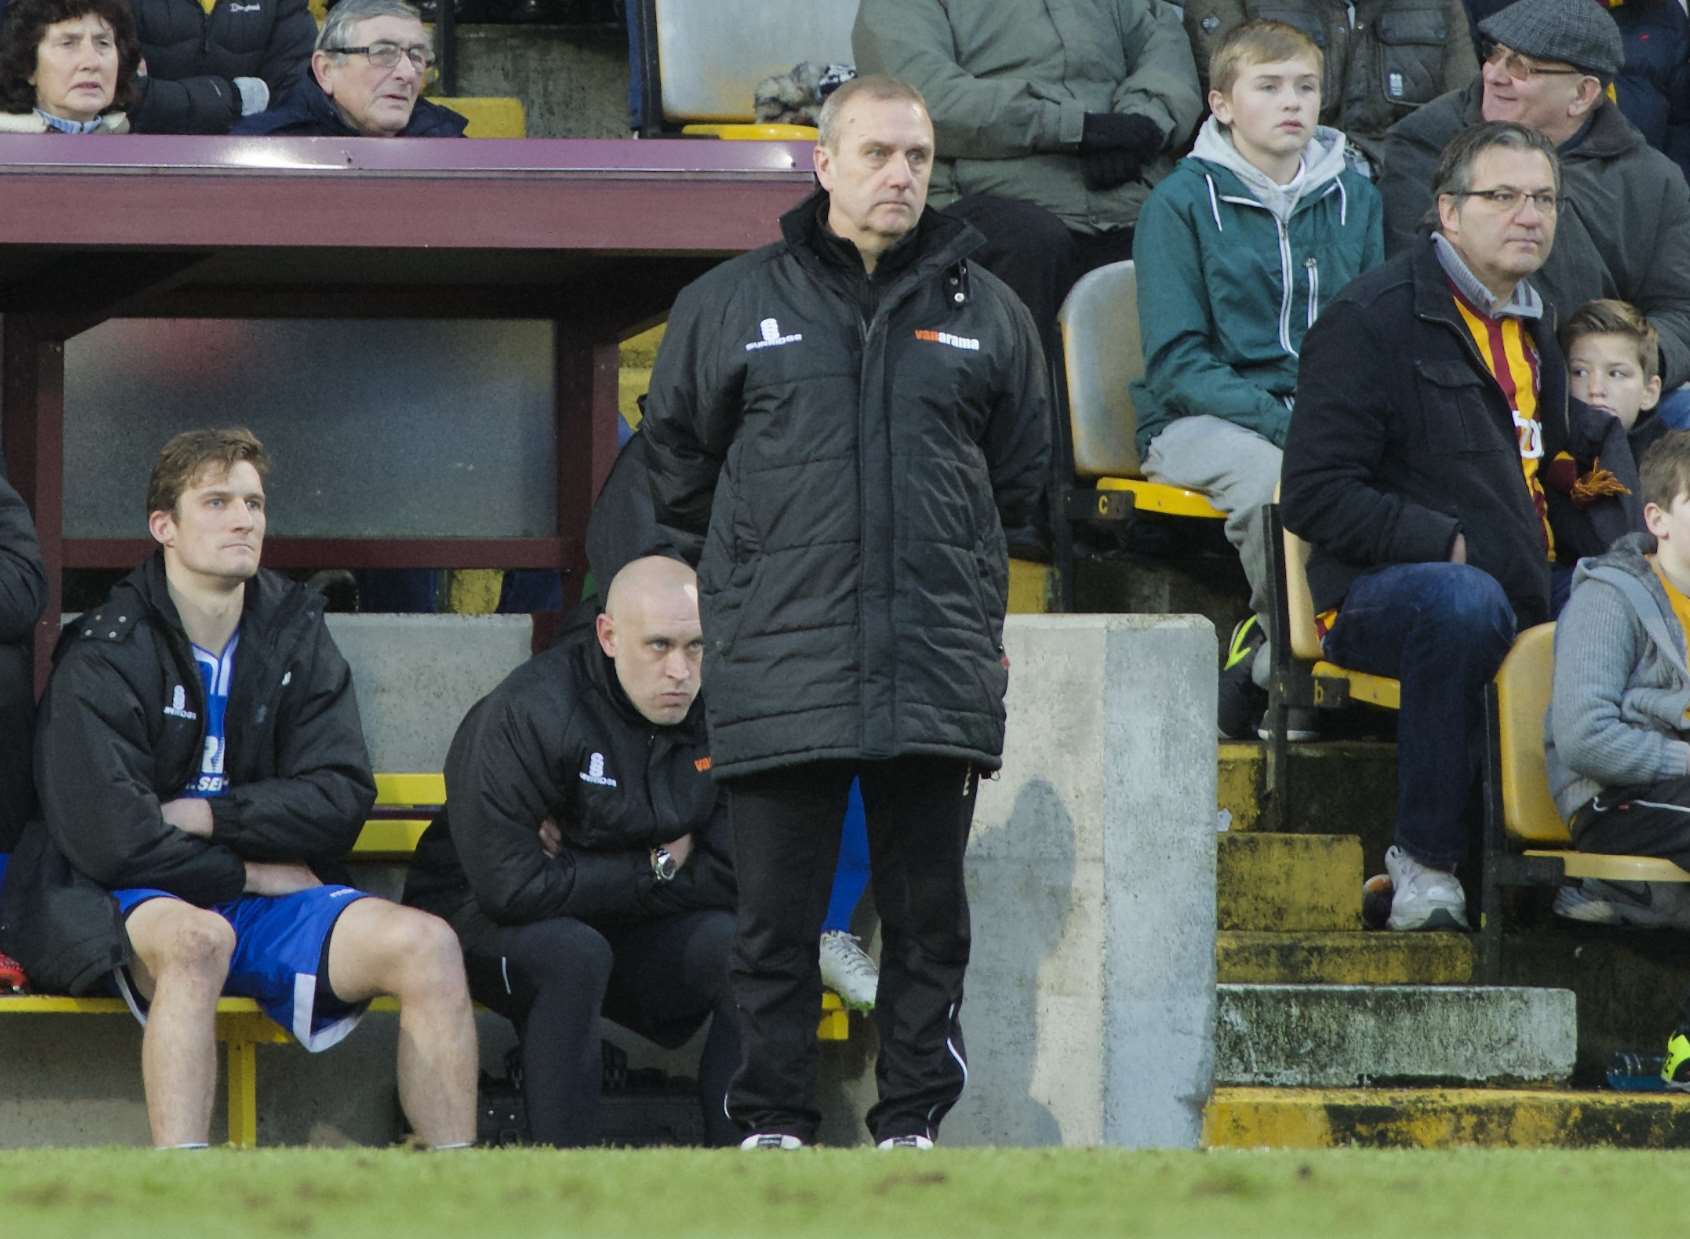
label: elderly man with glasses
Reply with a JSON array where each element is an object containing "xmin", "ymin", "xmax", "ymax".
[
  {"xmin": 233, "ymin": 0, "xmax": 465, "ymax": 138},
  {"xmin": 1284, "ymin": 120, "xmax": 1640, "ymax": 936},
  {"xmin": 1381, "ymin": 0, "xmax": 1690, "ymax": 410}
]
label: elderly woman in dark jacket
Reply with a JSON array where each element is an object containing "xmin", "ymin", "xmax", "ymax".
[{"xmin": 0, "ymin": 0, "xmax": 139, "ymax": 132}]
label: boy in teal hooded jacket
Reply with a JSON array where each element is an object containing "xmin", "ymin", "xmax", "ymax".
[{"xmin": 1130, "ymin": 18, "xmax": 1383, "ymax": 738}]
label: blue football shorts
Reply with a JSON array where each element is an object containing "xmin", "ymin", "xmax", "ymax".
[{"xmin": 111, "ymin": 884, "xmax": 374, "ymax": 1052}]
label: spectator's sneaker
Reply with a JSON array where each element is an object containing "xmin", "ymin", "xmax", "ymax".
[
  {"xmin": 1384, "ymin": 845, "xmax": 1470, "ymax": 931},
  {"xmin": 1218, "ymin": 617, "xmax": 1266, "ymax": 741},
  {"xmin": 1361, "ymin": 873, "xmax": 1394, "ymax": 930},
  {"xmin": 0, "ymin": 949, "xmax": 26, "ymax": 993},
  {"xmin": 1664, "ymin": 1033, "xmax": 1690, "ymax": 1091},
  {"xmin": 740, "ymin": 1133, "xmax": 805, "ymax": 1150},
  {"xmin": 819, "ymin": 930, "xmax": 879, "ymax": 1012},
  {"xmin": 876, "ymin": 1135, "xmax": 934, "ymax": 1150},
  {"xmin": 1257, "ymin": 708, "xmax": 1321, "ymax": 743},
  {"xmin": 1552, "ymin": 878, "xmax": 1690, "ymax": 930}
]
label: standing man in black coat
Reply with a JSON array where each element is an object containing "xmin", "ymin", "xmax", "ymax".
[
  {"xmin": 0, "ymin": 468, "xmax": 45, "ymax": 854},
  {"xmin": 404, "ymin": 555, "xmax": 740, "ymax": 1147},
  {"xmin": 641, "ymin": 74, "xmax": 1051, "ymax": 1150}
]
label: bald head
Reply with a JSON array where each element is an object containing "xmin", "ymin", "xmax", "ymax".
[{"xmin": 596, "ymin": 556, "xmax": 704, "ymax": 725}]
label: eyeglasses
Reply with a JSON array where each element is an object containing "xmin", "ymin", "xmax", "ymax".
[
  {"xmin": 323, "ymin": 41, "xmax": 436, "ymax": 72},
  {"xmin": 1481, "ymin": 40, "xmax": 1582, "ymax": 82},
  {"xmin": 1448, "ymin": 187, "xmax": 1562, "ymax": 214}
]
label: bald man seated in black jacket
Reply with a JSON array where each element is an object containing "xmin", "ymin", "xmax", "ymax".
[{"xmin": 404, "ymin": 555, "xmax": 739, "ymax": 1148}]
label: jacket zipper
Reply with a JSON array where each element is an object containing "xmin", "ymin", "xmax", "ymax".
[
  {"xmin": 1275, "ymin": 217, "xmax": 1296, "ymax": 356},
  {"xmin": 1306, "ymin": 257, "xmax": 1320, "ymax": 328}
]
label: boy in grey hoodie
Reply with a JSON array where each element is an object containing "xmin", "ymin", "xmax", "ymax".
[{"xmin": 1546, "ymin": 430, "xmax": 1690, "ymax": 1086}]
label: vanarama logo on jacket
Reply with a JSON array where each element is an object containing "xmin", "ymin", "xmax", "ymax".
[{"xmin": 914, "ymin": 329, "xmax": 980, "ymax": 351}]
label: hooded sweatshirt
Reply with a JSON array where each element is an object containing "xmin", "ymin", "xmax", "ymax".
[
  {"xmin": 1546, "ymin": 532, "xmax": 1690, "ymax": 823},
  {"xmin": 1129, "ymin": 116, "xmax": 1384, "ymax": 456}
]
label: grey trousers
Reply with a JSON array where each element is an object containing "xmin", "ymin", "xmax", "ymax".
[{"xmin": 1142, "ymin": 414, "xmax": 1283, "ymax": 629}]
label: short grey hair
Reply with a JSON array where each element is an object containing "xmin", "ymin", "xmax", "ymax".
[
  {"xmin": 815, "ymin": 74, "xmax": 927, "ymax": 150},
  {"xmin": 1432, "ymin": 120, "xmax": 1562, "ymax": 199},
  {"xmin": 317, "ymin": 0, "xmax": 425, "ymax": 53}
]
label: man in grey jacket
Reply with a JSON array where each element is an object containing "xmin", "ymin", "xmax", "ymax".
[
  {"xmin": 1380, "ymin": 0, "xmax": 1690, "ymax": 393},
  {"xmin": 852, "ymin": 0, "xmax": 1203, "ymax": 349}
]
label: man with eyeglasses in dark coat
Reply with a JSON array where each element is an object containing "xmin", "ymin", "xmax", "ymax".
[{"xmin": 232, "ymin": 0, "xmax": 465, "ymax": 138}]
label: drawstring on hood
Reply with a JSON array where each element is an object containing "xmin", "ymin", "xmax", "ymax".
[{"xmin": 1192, "ymin": 115, "xmax": 1351, "ymax": 229}]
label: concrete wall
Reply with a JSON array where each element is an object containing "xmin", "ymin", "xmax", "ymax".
[
  {"xmin": 1, "ymin": 614, "xmax": 1219, "ymax": 1148},
  {"xmin": 453, "ymin": 25, "xmax": 629, "ymax": 138}
]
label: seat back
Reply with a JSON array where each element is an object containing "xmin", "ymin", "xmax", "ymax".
[
  {"xmin": 655, "ymin": 0, "xmax": 859, "ymax": 125},
  {"xmin": 1494, "ymin": 622, "xmax": 1568, "ymax": 845},
  {"xmin": 1057, "ymin": 260, "xmax": 1147, "ymax": 481},
  {"xmin": 1278, "ymin": 517, "xmax": 1325, "ymax": 662},
  {"xmin": 429, "ymin": 97, "xmax": 526, "ymax": 138}
]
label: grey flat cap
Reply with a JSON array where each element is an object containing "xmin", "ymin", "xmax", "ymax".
[{"xmin": 1478, "ymin": 0, "xmax": 1623, "ymax": 77}]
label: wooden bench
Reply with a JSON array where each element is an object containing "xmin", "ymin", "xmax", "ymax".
[
  {"xmin": 1477, "ymin": 623, "xmax": 1690, "ymax": 980},
  {"xmin": 1050, "ymin": 260, "xmax": 1225, "ymax": 609},
  {"xmin": 0, "ymin": 772, "xmax": 848, "ymax": 1146}
]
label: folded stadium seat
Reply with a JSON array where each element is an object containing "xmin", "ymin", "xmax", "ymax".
[
  {"xmin": 1476, "ymin": 622, "xmax": 1690, "ymax": 980},
  {"xmin": 428, "ymin": 96, "xmax": 527, "ymax": 138},
  {"xmin": 630, "ymin": 0, "xmax": 857, "ymax": 138},
  {"xmin": 1048, "ymin": 259, "xmax": 1224, "ymax": 607},
  {"xmin": 1259, "ymin": 501, "xmax": 1401, "ymax": 830}
]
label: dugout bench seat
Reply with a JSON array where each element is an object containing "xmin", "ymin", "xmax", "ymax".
[
  {"xmin": 1477, "ymin": 623, "xmax": 1690, "ymax": 980},
  {"xmin": 0, "ymin": 773, "xmax": 849, "ymax": 1147},
  {"xmin": 1050, "ymin": 260, "xmax": 1224, "ymax": 609}
]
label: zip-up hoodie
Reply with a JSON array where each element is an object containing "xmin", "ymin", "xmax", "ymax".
[
  {"xmin": 1130, "ymin": 116, "xmax": 1384, "ymax": 456},
  {"xmin": 1546, "ymin": 532, "xmax": 1690, "ymax": 823}
]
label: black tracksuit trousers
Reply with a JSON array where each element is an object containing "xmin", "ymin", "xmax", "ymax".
[
  {"xmin": 455, "ymin": 904, "xmax": 741, "ymax": 1147},
  {"xmin": 724, "ymin": 756, "xmax": 978, "ymax": 1144}
]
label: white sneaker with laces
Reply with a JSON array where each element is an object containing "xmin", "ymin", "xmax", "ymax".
[
  {"xmin": 1384, "ymin": 845, "xmax": 1469, "ymax": 931},
  {"xmin": 876, "ymin": 1135, "xmax": 934, "ymax": 1150},
  {"xmin": 1552, "ymin": 878, "xmax": 1690, "ymax": 929},
  {"xmin": 740, "ymin": 1133, "xmax": 805, "ymax": 1150},
  {"xmin": 819, "ymin": 930, "xmax": 879, "ymax": 1012}
]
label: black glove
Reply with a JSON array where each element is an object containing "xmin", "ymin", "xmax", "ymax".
[{"xmin": 1079, "ymin": 112, "xmax": 1164, "ymax": 190}]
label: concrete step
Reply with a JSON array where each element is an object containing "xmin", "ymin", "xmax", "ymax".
[
  {"xmin": 1217, "ymin": 930, "xmax": 1473, "ymax": 985},
  {"xmin": 1216, "ymin": 984, "xmax": 1575, "ymax": 1087},
  {"xmin": 1219, "ymin": 741, "xmax": 1395, "ymax": 857},
  {"xmin": 1203, "ymin": 1087, "xmax": 1690, "ymax": 1149},
  {"xmin": 1217, "ymin": 834, "xmax": 1361, "ymax": 931}
]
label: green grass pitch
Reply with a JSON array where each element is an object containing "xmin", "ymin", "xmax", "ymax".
[{"xmin": 3, "ymin": 1147, "xmax": 1685, "ymax": 1238}]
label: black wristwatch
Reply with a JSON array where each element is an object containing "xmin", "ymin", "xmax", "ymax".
[{"xmin": 650, "ymin": 847, "xmax": 678, "ymax": 882}]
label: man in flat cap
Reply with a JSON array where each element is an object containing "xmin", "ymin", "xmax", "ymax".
[{"xmin": 1380, "ymin": 0, "xmax": 1690, "ymax": 400}]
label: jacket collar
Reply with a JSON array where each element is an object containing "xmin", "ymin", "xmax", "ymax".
[
  {"xmin": 1455, "ymin": 79, "xmax": 1639, "ymax": 159},
  {"xmin": 779, "ymin": 189, "xmax": 984, "ymax": 279},
  {"xmin": 576, "ymin": 634, "xmax": 706, "ymax": 736},
  {"xmin": 1410, "ymin": 234, "xmax": 1557, "ymax": 333}
]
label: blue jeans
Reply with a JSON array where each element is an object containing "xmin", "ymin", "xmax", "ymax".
[{"xmin": 1322, "ymin": 563, "xmax": 1516, "ymax": 870}]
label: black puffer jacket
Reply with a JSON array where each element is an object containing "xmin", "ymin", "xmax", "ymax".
[
  {"xmin": 1283, "ymin": 240, "xmax": 1640, "ymax": 629},
  {"xmin": 130, "ymin": 0, "xmax": 317, "ymax": 134},
  {"xmin": 0, "ymin": 472, "xmax": 46, "ymax": 852},
  {"xmin": 403, "ymin": 636, "xmax": 732, "ymax": 928},
  {"xmin": 0, "ymin": 555, "xmax": 375, "ymax": 993},
  {"xmin": 642, "ymin": 193, "xmax": 1051, "ymax": 779}
]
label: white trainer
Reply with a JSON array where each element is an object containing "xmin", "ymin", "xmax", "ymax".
[
  {"xmin": 740, "ymin": 1133, "xmax": 805, "ymax": 1150},
  {"xmin": 877, "ymin": 1135, "xmax": 934, "ymax": 1150},
  {"xmin": 1553, "ymin": 878, "xmax": 1690, "ymax": 930},
  {"xmin": 819, "ymin": 930, "xmax": 879, "ymax": 1011},
  {"xmin": 1384, "ymin": 845, "xmax": 1469, "ymax": 931}
]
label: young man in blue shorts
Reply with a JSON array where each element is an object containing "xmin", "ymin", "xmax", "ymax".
[{"xmin": 0, "ymin": 428, "xmax": 476, "ymax": 1148}]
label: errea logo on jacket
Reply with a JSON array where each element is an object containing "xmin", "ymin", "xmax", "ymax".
[
  {"xmin": 579, "ymin": 751, "xmax": 618, "ymax": 788},
  {"xmin": 162, "ymin": 684, "xmax": 197, "ymax": 721},
  {"xmin": 914, "ymin": 329, "xmax": 981, "ymax": 351},
  {"xmin": 745, "ymin": 317, "xmax": 803, "ymax": 351}
]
